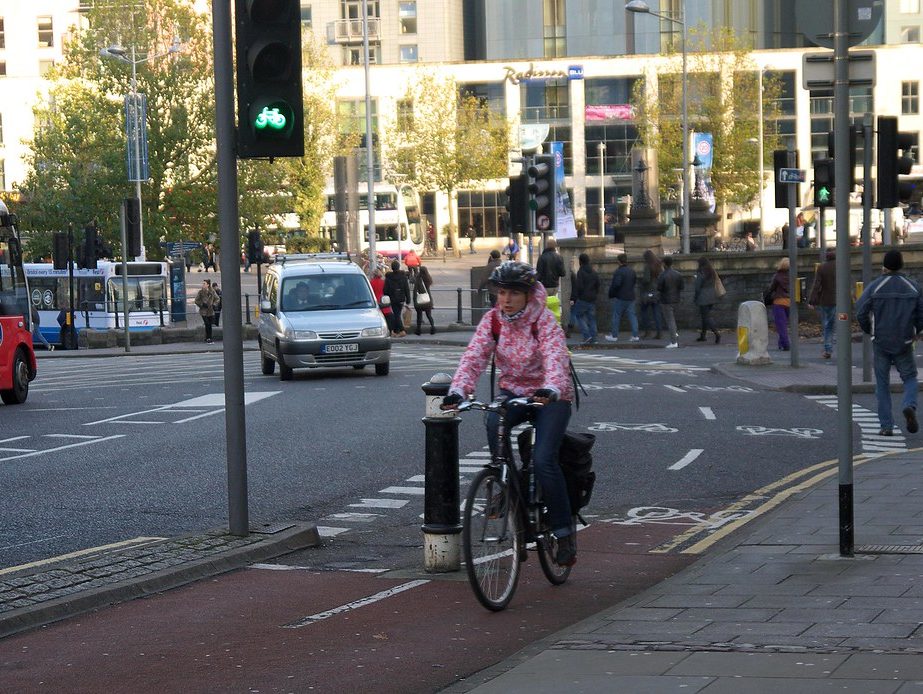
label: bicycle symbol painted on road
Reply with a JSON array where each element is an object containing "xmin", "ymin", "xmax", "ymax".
[
  {"xmin": 602, "ymin": 506, "xmax": 753, "ymax": 529},
  {"xmin": 588, "ymin": 422, "xmax": 678, "ymax": 433},
  {"xmin": 736, "ymin": 425, "xmax": 823, "ymax": 439}
]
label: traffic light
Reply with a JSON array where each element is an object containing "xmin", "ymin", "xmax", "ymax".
[
  {"xmin": 877, "ymin": 115, "xmax": 916, "ymax": 209},
  {"xmin": 813, "ymin": 158, "xmax": 835, "ymax": 209},
  {"xmin": 53, "ymin": 232, "xmax": 68, "ymax": 270},
  {"xmin": 124, "ymin": 198, "xmax": 141, "ymax": 258},
  {"xmin": 773, "ymin": 149, "xmax": 799, "ymax": 209},
  {"xmin": 504, "ymin": 174, "xmax": 529, "ymax": 236},
  {"xmin": 83, "ymin": 224, "xmax": 98, "ymax": 270},
  {"xmin": 247, "ymin": 229, "xmax": 264, "ymax": 264},
  {"xmin": 235, "ymin": 0, "xmax": 304, "ymax": 159},
  {"xmin": 528, "ymin": 154, "xmax": 556, "ymax": 235}
]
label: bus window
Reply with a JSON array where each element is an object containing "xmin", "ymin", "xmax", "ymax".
[
  {"xmin": 108, "ymin": 277, "xmax": 166, "ymax": 312},
  {"xmin": 78, "ymin": 278, "xmax": 106, "ymax": 312},
  {"xmin": 0, "ymin": 239, "xmax": 29, "ymax": 318}
]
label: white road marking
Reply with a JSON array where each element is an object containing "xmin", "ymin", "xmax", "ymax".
[
  {"xmin": 699, "ymin": 407, "xmax": 716, "ymax": 420},
  {"xmin": 664, "ymin": 385, "xmax": 686, "ymax": 393},
  {"xmin": 283, "ymin": 580, "xmax": 430, "ymax": 628},
  {"xmin": 324, "ymin": 512, "xmax": 381, "ymax": 523},
  {"xmin": 0, "ymin": 436, "xmax": 32, "ymax": 444},
  {"xmin": 348, "ymin": 498, "xmax": 409, "ymax": 509},
  {"xmin": 379, "ymin": 486, "xmax": 425, "ymax": 495},
  {"xmin": 84, "ymin": 406, "xmax": 172, "ymax": 426},
  {"xmin": 406, "ymin": 475, "xmax": 425, "ymax": 482},
  {"xmin": 171, "ymin": 392, "xmax": 281, "ymax": 407},
  {"xmin": 0, "ymin": 435, "xmax": 126, "ymax": 463},
  {"xmin": 317, "ymin": 526, "xmax": 351, "ymax": 538},
  {"xmin": 172, "ymin": 410, "xmax": 225, "ymax": 424},
  {"xmin": 44, "ymin": 434, "xmax": 103, "ymax": 439},
  {"xmin": 464, "ymin": 451, "xmax": 493, "ymax": 457},
  {"xmin": 668, "ymin": 448, "xmax": 705, "ymax": 471}
]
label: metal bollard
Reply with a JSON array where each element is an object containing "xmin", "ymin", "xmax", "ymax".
[
  {"xmin": 159, "ymin": 298, "xmax": 165, "ymax": 327},
  {"xmin": 456, "ymin": 287, "xmax": 463, "ymax": 324},
  {"xmin": 421, "ymin": 373, "xmax": 461, "ymax": 572},
  {"xmin": 245, "ymin": 294, "xmax": 252, "ymax": 325}
]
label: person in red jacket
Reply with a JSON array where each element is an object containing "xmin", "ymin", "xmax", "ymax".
[
  {"xmin": 441, "ymin": 261, "xmax": 577, "ymax": 566},
  {"xmin": 369, "ymin": 269, "xmax": 393, "ymax": 326}
]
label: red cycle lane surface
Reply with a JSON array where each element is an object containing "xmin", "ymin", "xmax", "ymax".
[{"xmin": 0, "ymin": 523, "xmax": 694, "ymax": 694}]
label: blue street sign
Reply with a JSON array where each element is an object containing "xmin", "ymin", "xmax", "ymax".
[
  {"xmin": 567, "ymin": 65, "xmax": 584, "ymax": 80},
  {"xmin": 125, "ymin": 93, "xmax": 150, "ymax": 182},
  {"xmin": 779, "ymin": 168, "xmax": 806, "ymax": 184}
]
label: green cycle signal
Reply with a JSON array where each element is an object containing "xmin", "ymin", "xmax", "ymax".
[{"xmin": 255, "ymin": 106, "xmax": 286, "ymax": 131}]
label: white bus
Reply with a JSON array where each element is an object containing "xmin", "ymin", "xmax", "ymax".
[
  {"xmin": 24, "ymin": 261, "xmax": 171, "ymax": 344},
  {"xmin": 320, "ymin": 183, "xmax": 425, "ymax": 258}
]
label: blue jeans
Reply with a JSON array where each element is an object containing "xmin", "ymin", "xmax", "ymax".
[
  {"xmin": 610, "ymin": 298, "xmax": 638, "ymax": 338},
  {"xmin": 819, "ymin": 305, "xmax": 835, "ymax": 354},
  {"xmin": 874, "ymin": 345, "xmax": 918, "ymax": 431},
  {"xmin": 572, "ymin": 299, "xmax": 597, "ymax": 341},
  {"xmin": 486, "ymin": 393, "xmax": 574, "ymax": 537},
  {"xmin": 639, "ymin": 301, "xmax": 663, "ymax": 333}
]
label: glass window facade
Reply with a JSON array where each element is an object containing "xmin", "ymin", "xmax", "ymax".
[
  {"xmin": 399, "ymin": 2, "xmax": 417, "ymax": 34},
  {"xmin": 903, "ymin": 81, "xmax": 920, "ymax": 115},
  {"xmin": 37, "ymin": 16, "xmax": 53, "ymax": 48},
  {"xmin": 543, "ymin": 0, "xmax": 566, "ymax": 58},
  {"xmin": 399, "ymin": 45, "xmax": 418, "ymax": 63},
  {"xmin": 458, "ymin": 82, "xmax": 505, "ymax": 114},
  {"xmin": 457, "ymin": 190, "xmax": 506, "ymax": 238}
]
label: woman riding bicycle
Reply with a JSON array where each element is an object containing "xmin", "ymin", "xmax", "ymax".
[{"xmin": 442, "ymin": 261, "xmax": 577, "ymax": 566}]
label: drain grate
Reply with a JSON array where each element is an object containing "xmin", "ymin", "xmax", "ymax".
[
  {"xmin": 856, "ymin": 544, "xmax": 923, "ymax": 555},
  {"xmin": 249, "ymin": 522, "xmax": 297, "ymax": 535}
]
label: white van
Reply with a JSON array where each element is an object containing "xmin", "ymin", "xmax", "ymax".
[{"xmin": 257, "ymin": 254, "xmax": 391, "ymax": 380}]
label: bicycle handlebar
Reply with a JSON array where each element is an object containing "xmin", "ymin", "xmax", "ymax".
[{"xmin": 456, "ymin": 396, "xmax": 542, "ymax": 414}]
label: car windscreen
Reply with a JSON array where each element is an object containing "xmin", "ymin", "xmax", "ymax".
[{"xmin": 281, "ymin": 274, "xmax": 375, "ymax": 312}]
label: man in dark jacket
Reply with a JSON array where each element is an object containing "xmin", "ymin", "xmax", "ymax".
[
  {"xmin": 536, "ymin": 237, "xmax": 566, "ymax": 295},
  {"xmin": 478, "ymin": 250, "xmax": 503, "ymax": 306},
  {"xmin": 570, "ymin": 253, "xmax": 600, "ymax": 344},
  {"xmin": 808, "ymin": 248, "xmax": 836, "ymax": 359},
  {"xmin": 383, "ymin": 260, "xmax": 412, "ymax": 337},
  {"xmin": 656, "ymin": 255, "xmax": 684, "ymax": 348},
  {"xmin": 856, "ymin": 250, "xmax": 923, "ymax": 436},
  {"xmin": 606, "ymin": 253, "xmax": 639, "ymax": 342}
]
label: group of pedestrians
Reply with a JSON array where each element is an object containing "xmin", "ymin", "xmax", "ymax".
[{"xmin": 371, "ymin": 257, "xmax": 437, "ymax": 337}]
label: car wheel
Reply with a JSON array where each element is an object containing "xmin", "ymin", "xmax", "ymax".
[
  {"xmin": 279, "ymin": 361, "xmax": 294, "ymax": 381},
  {"xmin": 375, "ymin": 361, "xmax": 390, "ymax": 377},
  {"xmin": 0, "ymin": 350, "xmax": 30, "ymax": 405},
  {"xmin": 261, "ymin": 348, "xmax": 275, "ymax": 375}
]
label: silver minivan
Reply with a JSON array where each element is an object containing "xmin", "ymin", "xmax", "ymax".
[{"xmin": 257, "ymin": 254, "xmax": 391, "ymax": 380}]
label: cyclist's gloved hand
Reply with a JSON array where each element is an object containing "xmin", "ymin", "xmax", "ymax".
[
  {"xmin": 532, "ymin": 388, "xmax": 558, "ymax": 403},
  {"xmin": 441, "ymin": 392, "xmax": 463, "ymax": 410}
]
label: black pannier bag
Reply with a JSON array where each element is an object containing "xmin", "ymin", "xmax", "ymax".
[{"xmin": 558, "ymin": 431, "xmax": 596, "ymax": 511}]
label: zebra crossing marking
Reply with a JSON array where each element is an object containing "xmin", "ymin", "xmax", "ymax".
[{"xmin": 806, "ymin": 395, "xmax": 907, "ymax": 455}]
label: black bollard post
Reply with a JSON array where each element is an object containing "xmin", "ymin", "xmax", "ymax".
[
  {"xmin": 421, "ymin": 373, "xmax": 461, "ymax": 572},
  {"xmin": 244, "ymin": 294, "xmax": 251, "ymax": 325},
  {"xmin": 159, "ymin": 298, "xmax": 165, "ymax": 327},
  {"xmin": 456, "ymin": 287, "xmax": 463, "ymax": 325}
]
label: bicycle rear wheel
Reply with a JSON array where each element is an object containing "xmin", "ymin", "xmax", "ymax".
[
  {"xmin": 463, "ymin": 468, "xmax": 522, "ymax": 611},
  {"xmin": 537, "ymin": 532, "xmax": 572, "ymax": 585}
]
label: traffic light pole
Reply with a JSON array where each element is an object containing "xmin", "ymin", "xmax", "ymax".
[
  {"xmin": 787, "ymin": 145, "xmax": 799, "ymax": 369},
  {"xmin": 213, "ymin": 0, "xmax": 249, "ymax": 537},
  {"xmin": 833, "ymin": 0, "xmax": 854, "ymax": 557},
  {"xmin": 861, "ymin": 113, "xmax": 873, "ymax": 384},
  {"xmin": 119, "ymin": 201, "xmax": 131, "ymax": 354},
  {"xmin": 65, "ymin": 224, "xmax": 77, "ymax": 351}
]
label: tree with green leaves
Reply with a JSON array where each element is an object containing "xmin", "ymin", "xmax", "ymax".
[
  {"xmin": 632, "ymin": 27, "xmax": 782, "ymax": 225},
  {"xmin": 387, "ymin": 72, "xmax": 511, "ymax": 256}
]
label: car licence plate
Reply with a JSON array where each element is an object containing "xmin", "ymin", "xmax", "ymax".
[{"xmin": 322, "ymin": 343, "xmax": 359, "ymax": 353}]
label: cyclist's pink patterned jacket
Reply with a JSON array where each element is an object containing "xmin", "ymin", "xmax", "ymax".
[{"xmin": 450, "ymin": 282, "xmax": 574, "ymax": 402}]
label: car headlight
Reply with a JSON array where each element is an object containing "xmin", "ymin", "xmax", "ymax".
[
  {"xmin": 361, "ymin": 326, "xmax": 385, "ymax": 337},
  {"xmin": 293, "ymin": 330, "xmax": 318, "ymax": 340}
]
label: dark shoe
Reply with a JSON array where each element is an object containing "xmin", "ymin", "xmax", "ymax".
[
  {"xmin": 654, "ymin": 332, "xmax": 662, "ymax": 340},
  {"xmin": 879, "ymin": 428, "xmax": 893, "ymax": 436},
  {"xmin": 696, "ymin": 335, "xmax": 707, "ymax": 342},
  {"xmin": 554, "ymin": 533, "xmax": 577, "ymax": 567},
  {"xmin": 822, "ymin": 351, "xmax": 832, "ymax": 359},
  {"xmin": 414, "ymin": 329, "xmax": 421, "ymax": 336},
  {"xmin": 904, "ymin": 407, "xmax": 919, "ymax": 434},
  {"xmin": 430, "ymin": 327, "xmax": 436, "ymax": 335},
  {"xmin": 641, "ymin": 331, "xmax": 650, "ymax": 339},
  {"xmin": 714, "ymin": 331, "xmax": 720, "ymax": 344}
]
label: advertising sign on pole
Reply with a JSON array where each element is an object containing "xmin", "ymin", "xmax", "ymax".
[{"xmin": 550, "ymin": 142, "xmax": 577, "ymax": 239}]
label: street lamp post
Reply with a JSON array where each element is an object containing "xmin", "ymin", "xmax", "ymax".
[
  {"xmin": 626, "ymin": 0, "xmax": 689, "ymax": 254},
  {"xmin": 100, "ymin": 39, "xmax": 182, "ymax": 262},
  {"xmin": 597, "ymin": 142, "xmax": 606, "ymax": 235}
]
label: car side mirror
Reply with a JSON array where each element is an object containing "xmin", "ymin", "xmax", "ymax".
[
  {"xmin": 260, "ymin": 299, "xmax": 274, "ymax": 314},
  {"xmin": 379, "ymin": 295, "xmax": 391, "ymax": 308}
]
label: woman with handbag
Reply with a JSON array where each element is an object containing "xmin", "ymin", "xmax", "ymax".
[
  {"xmin": 693, "ymin": 256, "xmax": 721, "ymax": 343},
  {"xmin": 638, "ymin": 249, "xmax": 664, "ymax": 340},
  {"xmin": 383, "ymin": 260, "xmax": 411, "ymax": 337},
  {"xmin": 766, "ymin": 257, "xmax": 791, "ymax": 351},
  {"xmin": 413, "ymin": 265, "xmax": 436, "ymax": 335}
]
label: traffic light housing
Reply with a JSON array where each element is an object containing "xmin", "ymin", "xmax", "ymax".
[
  {"xmin": 124, "ymin": 198, "xmax": 142, "ymax": 259},
  {"xmin": 235, "ymin": 0, "xmax": 304, "ymax": 159},
  {"xmin": 504, "ymin": 174, "xmax": 530, "ymax": 236},
  {"xmin": 528, "ymin": 154, "xmax": 556, "ymax": 235},
  {"xmin": 53, "ymin": 232, "xmax": 68, "ymax": 270},
  {"xmin": 247, "ymin": 229, "xmax": 264, "ymax": 264},
  {"xmin": 773, "ymin": 149, "xmax": 799, "ymax": 209},
  {"xmin": 813, "ymin": 157, "xmax": 835, "ymax": 209},
  {"xmin": 877, "ymin": 115, "xmax": 916, "ymax": 209},
  {"xmin": 83, "ymin": 224, "xmax": 98, "ymax": 270}
]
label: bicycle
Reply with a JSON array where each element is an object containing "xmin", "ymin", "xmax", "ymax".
[{"xmin": 456, "ymin": 396, "xmax": 572, "ymax": 611}]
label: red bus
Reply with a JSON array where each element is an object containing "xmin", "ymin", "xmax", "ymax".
[{"xmin": 0, "ymin": 202, "xmax": 36, "ymax": 405}]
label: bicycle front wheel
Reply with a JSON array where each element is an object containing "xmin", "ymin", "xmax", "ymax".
[
  {"xmin": 537, "ymin": 532, "xmax": 572, "ymax": 585},
  {"xmin": 463, "ymin": 468, "xmax": 522, "ymax": 611}
]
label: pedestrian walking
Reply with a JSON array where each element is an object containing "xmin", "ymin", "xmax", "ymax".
[
  {"xmin": 570, "ymin": 253, "xmax": 599, "ymax": 344},
  {"xmin": 194, "ymin": 279, "xmax": 218, "ymax": 344},
  {"xmin": 212, "ymin": 283, "xmax": 222, "ymax": 327},
  {"xmin": 30, "ymin": 305, "xmax": 53, "ymax": 351},
  {"xmin": 426, "ymin": 221, "xmax": 436, "ymax": 255},
  {"xmin": 638, "ymin": 249, "xmax": 664, "ymax": 339},
  {"xmin": 479, "ymin": 250, "xmax": 503, "ymax": 307},
  {"xmin": 201, "ymin": 243, "xmax": 218, "ymax": 273},
  {"xmin": 536, "ymin": 237, "xmax": 566, "ymax": 296},
  {"xmin": 856, "ymin": 250, "xmax": 923, "ymax": 437},
  {"xmin": 467, "ymin": 225, "xmax": 477, "ymax": 254},
  {"xmin": 412, "ymin": 265, "xmax": 436, "ymax": 335},
  {"xmin": 503, "ymin": 236, "xmax": 520, "ymax": 261},
  {"xmin": 657, "ymin": 255, "xmax": 684, "ymax": 348},
  {"xmin": 370, "ymin": 268, "xmax": 393, "ymax": 326},
  {"xmin": 745, "ymin": 232, "xmax": 757, "ymax": 252},
  {"xmin": 383, "ymin": 259, "xmax": 411, "ymax": 337},
  {"xmin": 808, "ymin": 248, "xmax": 836, "ymax": 359},
  {"xmin": 693, "ymin": 256, "xmax": 721, "ymax": 343},
  {"xmin": 766, "ymin": 257, "xmax": 791, "ymax": 351},
  {"xmin": 605, "ymin": 253, "xmax": 639, "ymax": 342}
]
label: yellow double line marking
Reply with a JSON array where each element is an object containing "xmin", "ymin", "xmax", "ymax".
[{"xmin": 653, "ymin": 447, "xmax": 923, "ymax": 555}]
